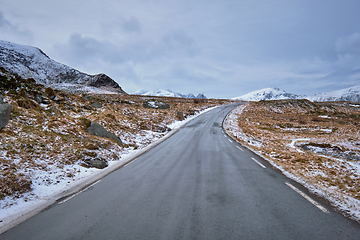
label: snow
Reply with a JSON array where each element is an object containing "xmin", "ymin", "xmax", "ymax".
[
  {"xmin": 232, "ymin": 87, "xmax": 302, "ymax": 101},
  {"xmin": 232, "ymin": 85, "xmax": 360, "ymax": 103},
  {"xmin": 0, "ymin": 105, "xmax": 218, "ymax": 229},
  {"xmin": 0, "ymin": 40, "xmax": 121, "ymax": 93},
  {"xmin": 224, "ymin": 104, "xmax": 360, "ymax": 222},
  {"xmin": 307, "ymin": 85, "xmax": 360, "ymax": 102},
  {"xmin": 133, "ymin": 89, "xmax": 204, "ymax": 99}
]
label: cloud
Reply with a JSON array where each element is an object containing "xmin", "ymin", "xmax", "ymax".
[
  {"xmin": 0, "ymin": 11, "xmax": 12, "ymax": 29},
  {"xmin": 336, "ymin": 32, "xmax": 360, "ymax": 55},
  {"xmin": 56, "ymin": 30, "xmax": 201, "ymax": 70},
  {"xmin": 121, "ymin": 17, "xmax": 142, "ymax": 33},
  {"xmin": 0, "ymin": 10, "xmax": 33, "ymax": 41}
]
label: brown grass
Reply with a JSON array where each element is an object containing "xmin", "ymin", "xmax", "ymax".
[
  {"xmin": 1, "ymin": 81, "xmax": 232, "ymax": 199},
  {"xmin": 227, "ymin": 99, "xmax": 360, "ymax": 201}
]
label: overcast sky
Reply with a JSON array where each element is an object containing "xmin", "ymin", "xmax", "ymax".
[{"xmin": 1, "ymin": 0, "xmax": 360, "ymax": 98}]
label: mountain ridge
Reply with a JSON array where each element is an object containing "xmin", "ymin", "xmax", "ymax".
[
  {"xmin": 134, "ymin": 89, "xmax": 207, "ymax": 99},
  {"xmin": 0, "ymin": 40, "xmax": 126, "ymax": 94},
  {"xmin": 233, "ymin": 86, "xmax": 360, "ymax": 103}
]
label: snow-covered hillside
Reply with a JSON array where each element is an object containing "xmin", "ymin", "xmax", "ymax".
[
  {"xmin": 0, "ymin": 40, "xmax": 125, "ymax": 94},
  {"xmin": 134, "ymin": 89, "xmax": 207, "ymax": 99},
  {"xmin": 307, "ymin": 85, "xmax": 360, "ymax": 102},
  {"xmin": 233, "ymin": 87, "xmax": 302, "ymax": 101},
  {"xmin": 233, "ymin": 86, "xmax": 360, "ymax": 103}
]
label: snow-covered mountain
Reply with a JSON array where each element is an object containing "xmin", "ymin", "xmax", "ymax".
[
  {"xmin": 307, "ymin": 85, "xmax": 360, "ymax": 102},
  {"xmin": 0, "ymin": 40, "xmax": 125, "ymax": 94},
  {"xmin": 232, "ymin": 87, "xmax": 303, "ymax": 101},
  {"xmin": 233, "ymin": 86, "xmax": 360, "ymax": 103},
  {"xmin": 134, "ymin": 89, "xmax": 207, "ymax": 99}
]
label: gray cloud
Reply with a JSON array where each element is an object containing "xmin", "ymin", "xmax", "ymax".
[
  {"xmin": 336, "ymin": 32, "xmax": 360, "ymax": 55},
  {"xmin": 121, "ymin": 17, "xmax": 142, "ymax": 33},
  {"xmin": 0, "ymin": 11, "xmax": 12, "ymax": 29},
  {"xmin": 3, "ymin": 0, "xmax": 360, "ymax": 98},
  {"xmin": 0, "ymin": 10, "xmax": 33, "ymax": 41}
]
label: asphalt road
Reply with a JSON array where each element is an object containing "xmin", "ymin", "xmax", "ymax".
[{"xmin": 1, "ymin": 104, "xmax": 360, "ymax": 239}]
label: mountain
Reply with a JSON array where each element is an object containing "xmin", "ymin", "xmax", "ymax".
[
  {"xmin": 134, "ymin": 89, "xmax": 207, "ymax": 99},
  {"xmin": 232, "ymin": 87, "xmax": 303, "ymax": 101},
  {"xmin": 306, "ymin": 85, "xmax": 360, "ymax": 102},
  {"xmin": 0, "ymin": 40, "xmax": 126, "ymax": 94}
]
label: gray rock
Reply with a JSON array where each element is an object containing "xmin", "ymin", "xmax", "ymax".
[
  {"xmin": 0, "ymin": 95, "xmax": 3, "ymax": 104},
  {"xmin": 34, "ymin": 94, "xmax": 43, "ymax": 104},
  {"xmin": 143, "ymin": 100, "xmax": 170, "ymax": 109},
  {"xmin": 91, "ymin": 102, "xmax": 102, "ymax": 108},
  {"xmin": 0, "ymin": 101, "xmax": 12, "ymax": 129},
  {"xmin": 86, "ymin": 122, "xmax": 122, "ymax": 144},
  {"xmin": 83, "ymin": 157, "xmax": 108, "ymax": 169}
]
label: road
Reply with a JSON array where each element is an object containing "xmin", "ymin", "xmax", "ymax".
[{"xmin": 1, "ymin": 104, "xmax": 360, "ymax": 239}]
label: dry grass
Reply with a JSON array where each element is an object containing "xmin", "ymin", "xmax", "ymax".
[
  {"xmin": 225, "ymin": 99, "xmax": 360, "ymax": 203},
  {"xmin": 1, "ymin": 73, "xmax": 231, "ymax": 200}
]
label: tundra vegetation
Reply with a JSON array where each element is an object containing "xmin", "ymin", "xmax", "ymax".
[
  {"xmin": 0, "ymin": 69, "xmax": 229, "ymax": 203},
  {"xmin": 225, "ymin": 99, "xmax": 360, "ymax": 220}
]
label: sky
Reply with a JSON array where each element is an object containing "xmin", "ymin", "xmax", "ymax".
[{"xmin": 1, "ymin": 0, "xmax": 360, "ymax": 98}]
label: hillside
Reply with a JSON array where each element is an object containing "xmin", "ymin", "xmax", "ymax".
[
  {"xmin": 0, "ymin": 69, "xmax": 227, "ymax": 208},
  {"xmin": 225, "ymin": 99, "xmax": 360, "ymax": 221},
  {"xmin": 0, "ymin": 40, "xmax": 125, "ymax": 94}
]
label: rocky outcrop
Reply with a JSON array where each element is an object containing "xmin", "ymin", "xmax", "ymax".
[
  {"xmin": 88, "ymin": 74, "xmax": 126, "ymax": 93},
  {"xmin": 0, "ymin": 95, "xmax": 12, "ymax": 129},
  {"xmin": 85, "ymin": 121, "xmax": 122, "ymax": 144}
]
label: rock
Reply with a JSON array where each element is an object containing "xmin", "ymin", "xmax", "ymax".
[
  {"xmin": 153, "ymin": 124, "xmax": 171, "ymax": 133},
  {"xmin": 86, "ymin": 122, "xmax": 122, "ymax": 144},
  {"xmin": 91, "ymin": 102, "xmax": 102, "ymax": 108},
  {"xmin": 0, "ymin": 97, "xmax": 12, "ymax": 129},
  {"xmin": 300, "ymin": 144, "xmax": 309, "ymax": 151},
  {"xmin": 143, "ymin": 100, "xmax": 170, "ymax": 109},
  {"xmin": 34, "ymin": 94, "xmax": 43, "ymax": 104},
  {"xmin": 83, "ymin": 157, "xmax": 108, "ymax": 169}
]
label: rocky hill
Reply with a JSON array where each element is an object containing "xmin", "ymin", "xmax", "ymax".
[{"xmin": 0, "ymin": 40, "xmax": 126, "ymax": 94}]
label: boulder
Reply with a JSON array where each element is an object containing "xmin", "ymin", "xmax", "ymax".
[
  {"xmin": 91, "ymin": 102, "xmax": 102, "ymax": 108},
  {"xmin": 143, "ymin": 100, "xmax": 170, "ymax": 109},
  {"xmin": 86, "ymin": 122, "xmax": 122, "ymax": 144},
  {"xmin": 34, "ymin": 94, "xmax": 43, "ymax": 104},
  {"xmin": 0, "ymin": 96, "xmax": 12, "ymax": 129},
  {"xmin": 82, "ymin": 157, "xmax": 108, "ymax": 169}
]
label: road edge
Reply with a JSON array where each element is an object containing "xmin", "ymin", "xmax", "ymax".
[{"xmin": 0, "ymin": 105, "xmax": 220, "ymax": 235}]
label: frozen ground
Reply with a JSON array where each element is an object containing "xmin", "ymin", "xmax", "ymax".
[
  {"xmin": 224, "ymin": 102, "xmax": 360, "ymax": 222},
  {"xmin": 0, "ymin": 106, "xmax": 217, "ymax": 229}
]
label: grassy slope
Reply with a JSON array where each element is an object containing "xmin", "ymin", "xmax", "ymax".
[
  {"xmin": 0, "ymin": 69, "xmax": 230, "ymax": 202},
  {"xmin": 225, "ymin": 99, "xmax": 360, "ymax": 220}
]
